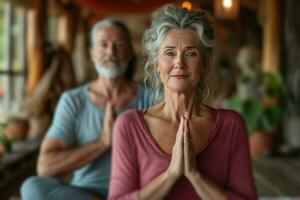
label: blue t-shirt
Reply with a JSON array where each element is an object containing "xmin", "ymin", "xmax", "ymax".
[{"xmin": 46, "ymin": 83, "xmax": 154, "ymax": 197}]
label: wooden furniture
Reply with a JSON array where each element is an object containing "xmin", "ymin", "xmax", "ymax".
[
  {"xmin": 0, "ymin": 138, "xmax": 41, "ymax": 199},
  {"xmin": 253, "ymin": 157, "xmax": 300, "ymax": 198}
]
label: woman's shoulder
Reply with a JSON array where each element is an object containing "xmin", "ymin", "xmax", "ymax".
[
  {"xmin": 209, "ymin": 106, "xmax": 248, "ymax": 138},
  {"xmin": 208, "ymin": 105, "xmax": 245, "ymax": 124},
  {"xmin": 116, "ymin": 109, "xmax": 145, "ymax": 125},
  {"xmin": 114, "ymin": 109, "xmax": 146, "ymax": 141}
]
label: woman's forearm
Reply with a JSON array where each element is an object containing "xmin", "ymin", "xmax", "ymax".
[
  {"xmin": 138, "ymin": 170, "xmax": 178, "ymax": 200},
  {"xmin": 188, "ymin": 172, "xmax": 228, "ymax": 200},
  {"xmin": 37, "ymin": 140, "xmax": 109, "ymax": 177}
]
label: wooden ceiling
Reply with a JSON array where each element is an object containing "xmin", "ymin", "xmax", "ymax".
[{"xmin": 6, "ymin": 0, "xmax": 259, "ymax": 13}]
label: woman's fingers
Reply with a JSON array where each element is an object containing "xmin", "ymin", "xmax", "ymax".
[
  {"xmin": 184, "ymin": 117, "xmax": 196, "ymax": 169},
  {"xmin": 173, "ymin": 116, "xmax": 184, "ymax": 158},
  {"xmin": 177, "ymin": 116, "xmax": 185, "ymax": 143},
  {"xmin": 168, "ymin": 116, "xmax": 185, "ymax": 179},
  {"xmin": 176, "ymin": 116, "xmax": 184, "ymax": 136},
  {"xmin": 173, "ymin": 116, "xmax": 184, "ymax": 151},
  {"xmin": 184, "ymin": 117, "xmax": 189, "ymax": 166}
]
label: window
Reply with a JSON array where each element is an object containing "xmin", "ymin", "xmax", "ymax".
[
  {"xmin": 0, "ymin": 2, "xmax": 27, "ymax": 115},
  {"xmin": 0, "ymin": 2, "xmax": 5, "ymax": 103}
]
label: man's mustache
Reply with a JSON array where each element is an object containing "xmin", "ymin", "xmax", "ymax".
[{"xmin": 103, "ymin": 57, "xmax": 119, "ymax": 63}]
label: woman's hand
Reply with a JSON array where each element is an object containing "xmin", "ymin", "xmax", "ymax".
[
  {"xmin": 167, "ymin": 116, "xmax": 185, "ymax": 180},
  {"xmin": 183, "ymin": 117, "xmax": 199, "ymax": 181},
  {"xmin": 167, "ymin": 116, "xmax": 200, "ymax": 182},
  {"xmin": 99, "ymin": 102, "xmax": 115, "ymax": 149}
]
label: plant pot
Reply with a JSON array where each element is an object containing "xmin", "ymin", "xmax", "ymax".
[
  {"xmin": 0, "ymin": 143, "xmax": 7, "ymax": 160},
  {"xmin": 4, "ymin": 119, "xmax": 29, "ymax": 141},
  {"xmin": 249, "ymin": 131, "xmax": 274, "ymax": 157}
]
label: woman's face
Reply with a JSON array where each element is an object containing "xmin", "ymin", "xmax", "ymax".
[{"xmin": 157, "ymin": 28, "xmax": 204, "ymax": 94}]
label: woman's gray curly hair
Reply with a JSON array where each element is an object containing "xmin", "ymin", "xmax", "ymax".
[{"xmin": 143, "ymin": 4, "xmax": 216, "ymax": 103}]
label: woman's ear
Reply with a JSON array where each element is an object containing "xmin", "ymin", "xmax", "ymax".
[
  {"xmin": 155, "ymin": 64, "xmax": 160, "ymax": 75},
  {"xmin": 202, "ymin": 54, "xmax": 210, "ymax": 75}
]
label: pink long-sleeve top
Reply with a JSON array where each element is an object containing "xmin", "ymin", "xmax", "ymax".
[{"xmin": 109, "ymin": 107, "xmax": 257, "ymax": 200}]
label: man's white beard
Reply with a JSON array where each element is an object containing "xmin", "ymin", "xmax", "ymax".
[{"xmin": 94, "ymin": 61, "xmax": 128, "ymax": 79}]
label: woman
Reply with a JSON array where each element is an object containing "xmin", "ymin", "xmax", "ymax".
[{"xmin": 109, "ymin": 5, "xmax": 257, "ymax": 200}]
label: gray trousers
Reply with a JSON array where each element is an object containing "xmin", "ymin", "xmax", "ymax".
[{"xmin": 21, "ymin": 176, "xmax": 104, "ymax": 200}]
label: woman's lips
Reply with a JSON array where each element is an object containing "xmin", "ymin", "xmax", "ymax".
[{"xmin": 170, "ymin": 75, "xmax": 189, "ymax": 79}]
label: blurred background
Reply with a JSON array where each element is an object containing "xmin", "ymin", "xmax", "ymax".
[{"xmin": 0, "ymin": 0, "xmax": 299, "ymax": 199}]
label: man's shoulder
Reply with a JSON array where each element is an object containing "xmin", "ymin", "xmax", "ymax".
[
  {"xmin": 136, "ymin": 83, "xmax": 155, "ymax": 107},
  {"xmin": 60, "ymin": 84, "xmax": 88, "ymax": 102},
  {"xmin": 57, "ymin": 84, "xmax": 89, "ymax": 111},
  {"xmin": 63, "ymin": 84, "xmax": 88, "ymax": 97}
]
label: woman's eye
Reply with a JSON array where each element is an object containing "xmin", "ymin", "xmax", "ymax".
[
  {"xmin": 185, "ymin": 51, "xmax": 198, "ymax": 57},
  {"xmin": 165, "ymin": 51, "xmax": 176, "ymax": 57}
]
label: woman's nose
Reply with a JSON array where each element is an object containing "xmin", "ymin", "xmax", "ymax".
[{"xmin": 174, "ymin": 54, "xmax": 185, "ymax": 69}]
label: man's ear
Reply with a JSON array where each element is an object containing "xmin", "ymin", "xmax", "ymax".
[
  {"xmin": 127, "ymin": 46, "xmax": 134, "ymax": 61},
  {"xmin": 90, "ymin": 48, "xmax": 95, "ymax": 62}
]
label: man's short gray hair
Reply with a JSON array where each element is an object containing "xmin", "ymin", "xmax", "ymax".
[
  {"xmin": 90, "ymin": 18, "xmax": 132, "ymax": 47},
  {"xmin": 143, "ymin": 4, "xmax": 216, "ymax": 103}
]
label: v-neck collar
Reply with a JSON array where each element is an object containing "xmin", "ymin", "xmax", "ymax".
[{"xmin": 135, "ymin": 106, "xmax": 219, "ymax": 160}]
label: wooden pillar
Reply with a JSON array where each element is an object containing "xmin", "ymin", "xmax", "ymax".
[
  {"xmin": 261, "ymin": 0, "xmax": 281, "ymax": 73},
  {"xmin": 57, "ymin": 11, "xmax": 77, "ymax": 54},
  {"xmin": 56, "ymin": 4, "xmax": 78, "ymax": 87},
  {"xmin": 74, "ymin": 18, "xmax": 91, "ymax": 84},
  {"xmin": 20, "ymin": 7, "xmax": 27, "ymax": 96},
  {"xmin": 56, "ymin": 7, "xmax": 77, "ymax": 87},
  {"xmin": 26, "ymin": 0, "xmax": 47, "ymax": 94}
]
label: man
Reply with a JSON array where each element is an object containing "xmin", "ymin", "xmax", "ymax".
[{"xmin": 21, "ymin": 18, "xmax": 154, "ymax": 200}]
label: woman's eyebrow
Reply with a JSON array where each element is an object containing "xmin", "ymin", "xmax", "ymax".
[
  {"xmin": 163, "ymin": 46, "xmax": 199, "ymax": 49},
  {"xmin": 185, "ymin": 46, "xmax": 199, "ymax": 49},
  {"xmin": 163, "ymin": 46, "xmax": 176, "ymax": 49}
]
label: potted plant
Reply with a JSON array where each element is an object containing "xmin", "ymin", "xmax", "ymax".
[
  {"xmin": 225, "ymin": 70, "xmax": 287, "ymax": 156},
  {"xmin": 3, "ymin": 117, "xmax": 29, "ymax": 141}
]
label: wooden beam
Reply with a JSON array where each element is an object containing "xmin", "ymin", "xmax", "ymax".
[
  {"xmin": 57, "ymin": 10, "xmax": 78, "ymax": 53},
  {"xmin": 26, "ymin": 0, "xmax": 47, "ymax": 94},
  {"xmin": 261, "ymin": 0, "xmax": 281, "ymax": 73},
  {"xmin": 6, "ymin": 0, "xmax": 35, "ymax": 9}
]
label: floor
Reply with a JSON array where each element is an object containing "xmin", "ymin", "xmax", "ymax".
[{"xmin": 253, "ymin": 156, "xmax": 300, "ymax": 199}]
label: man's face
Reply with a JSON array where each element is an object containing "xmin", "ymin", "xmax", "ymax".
[{"xmin": 90, "ymin": 25, "xmax": 132, "ymax": 68}]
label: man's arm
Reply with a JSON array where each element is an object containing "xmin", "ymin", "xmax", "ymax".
[
  {"xmin": 38, "ymin": 98, "xmax": 115, "ymax": 177},
  {"xmin": 37, "ymin": 137, "xmax": 109, "ymax": 177}
]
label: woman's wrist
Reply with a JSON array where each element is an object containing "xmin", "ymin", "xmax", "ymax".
[
  {"xmin": 166, "ymin": 168, "xmax": 181, "ymax": 184},
  {"xmin": 186, "ymin": 170, "xmax": 202, "ymax": 186}
]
